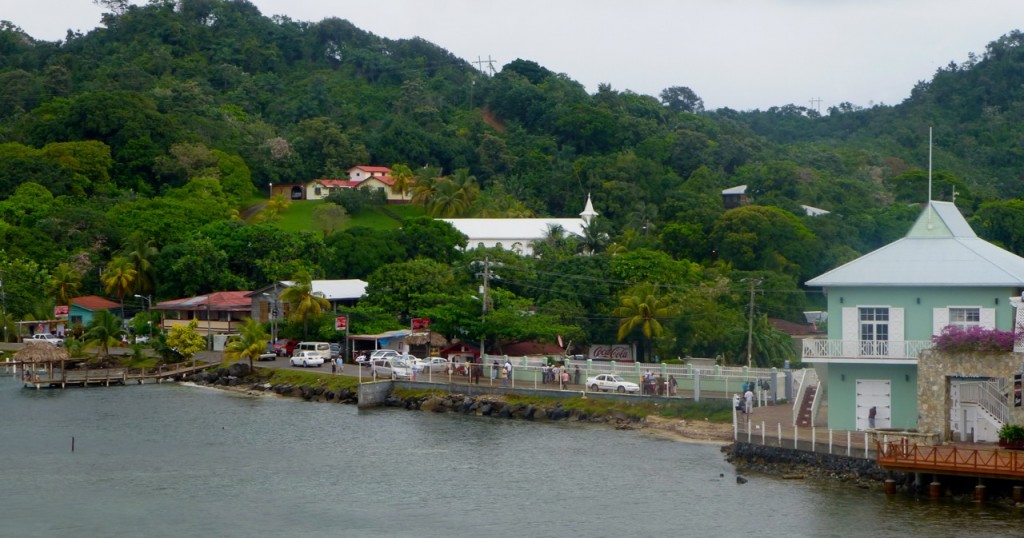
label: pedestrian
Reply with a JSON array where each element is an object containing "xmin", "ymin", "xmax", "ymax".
[
  {"xmin": 561, "ymin": 368, "xmax": 569, "ymax": 388},
  {"xmin": 503, "ymin": 359, "xmax": 512, "ymax": 385},
  {"xmin": 331, "ymin": 359, "xmax": 337, "ymax": 375},
  {"xmin": 472, "ymin": 362, "xmax": 482, "ymax": 384},
  {"xmin": 868, "ymin": 406, "xmax": 877, "ymax": 429},
  {"xmin": 336, "ymin": 357, "xmax": 344, "ymax": 373},
  {"xmin": 573, "ymin": 365, "xmax": 581, "ymax": 386},
  {"xmin": 668, "ymin": 375, "xmax": 677, "ymax": 396},
  {"xmin": 491, "ymin": 360, "xmax": 499, "ymax": 381},
  {"xmin": 744, "ymin": 387, "xmax": 754, "ymax": 415}
]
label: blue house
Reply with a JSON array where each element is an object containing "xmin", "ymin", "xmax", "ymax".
[
  {"xmin": 802, "ymin": 202, "xmax": 1024, "ymax": 434},
  {"xmin": 68, "ymin": 295, "xmax": 120, "ymax": 328}
]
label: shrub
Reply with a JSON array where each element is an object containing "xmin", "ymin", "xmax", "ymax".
[
  {"xmin": 931, "ymin": 325, "xmax": 1017, "ymax": 353},
  {"xmin": 999, "ymin": 424, "xmax": 1024, "ymax": 442}
]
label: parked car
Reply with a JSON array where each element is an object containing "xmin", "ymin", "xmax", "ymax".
[
  {"xmin": 273, "ymin": 339, "xmax": 300, "ymax": 357},
  {"xmin": 27, "ymin": 334, "xmax": 63, "ymax": 346},
  {"xmin": 403, "ymin": 356, "xmax": 426, "ymax": 374},
  {"xmin": 372, "ymin": 358, "xmax": 412, "ymax": 379},
  {"xmin": 257, "ymin": 352, "xmax": 277, "ymax": 361},
  {"xmin": 587, "ymin": 374, "xmax": 640, "ymax": 394},
  {"xmin": 290, "ymin": 351, "xmax": 325, "ymax": 368},
  {"xmin": 329, "ymin": 343, "xmax": 341, "ymax": 360},
  {"xmin": 421, "ymin": 356, "xmax": 450, "ymax": 374},
  {"xmin": 356, "ymin": 353, "xmax": 374, "ymax": 367},
  {"xmin": 370, "ymin": 349, "xmax": 399, "ymax": 361}
]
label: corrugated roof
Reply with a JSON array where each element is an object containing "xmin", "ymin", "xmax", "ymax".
[
  {"xmin": 71, "ymin": 295, "xmax": 120, "ymax": 311},
  {"xmin": 806, "ymin": 201, "xmax": 1024, "ymax": 287},
  {"xmin": 154, "ymin": 291, "xmax": 252, "ymax": 311}
]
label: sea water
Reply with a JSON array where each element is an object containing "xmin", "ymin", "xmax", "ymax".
[{"xmin": 0, "ymin": 380, "xmax": 1020, "ymax": 537}]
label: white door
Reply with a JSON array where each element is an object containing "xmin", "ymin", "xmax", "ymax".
[{"xmin": 855, "ymin": 379, "xmax": 891, "ymax": 430}]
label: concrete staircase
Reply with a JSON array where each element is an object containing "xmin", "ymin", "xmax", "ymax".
[{"xmin": 796, "ymin": 385, "xmax": 817, "ymax": 427}]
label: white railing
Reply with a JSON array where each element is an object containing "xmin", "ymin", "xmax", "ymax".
[
  {"xmin": 801, "ymin": 339, "xmax": 933, "ymax": 360},
  {"xmin": 791, "ymin": 369, "xmax": 820, "ymax": 426},
  {"xmin": 960, "ymin": 379, "xmax": 1010, "ymax": 426}
]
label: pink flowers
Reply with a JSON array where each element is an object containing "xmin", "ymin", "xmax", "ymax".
[{"xmin": 931, "ymin": 325, "xmax": 1018, "ymax": 352}]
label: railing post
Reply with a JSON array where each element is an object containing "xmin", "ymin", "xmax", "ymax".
[{"xmin": 761, "ymin": 420, "xmax": 766, "ymax": 445}]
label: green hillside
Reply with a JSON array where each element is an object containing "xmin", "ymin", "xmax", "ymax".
[{"xmin": 2, "ymin": 0, "xmax": 1024, "ymax": 363}]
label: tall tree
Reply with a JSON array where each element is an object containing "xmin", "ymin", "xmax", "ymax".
[
  {"xmin": 224, "ymin": 317, "xmax": 270, "ymax": 372},
  {"xmin": 613, "ymin": 283, "xmax": 679, "ymax": 362},
  {"xmin": 280, "ymin": 271, "xmax": 331, "ymax": 337},
  {"xmin": 101, "ymin": 256, "xmax": 137, "ymax": 320},
  {"xmin": 47, "ymin": 262, "xmax": 82, "ymax": 306},
  {"xmin": 120, "ymin": 233, "xmax": 159, "ymax": 296},
  {"xmin": 409, "ymin": 165, "xmax": 442, "ymax": 212},
  {"xmin": 389, "ymin": 163, "xmax": 415, "ymax": 199},
  {"xmin": 84, "ymin": 309, "xmax": 123, "ymax": 357},
  {"xmin": 166, "ymin": 319, "xmax": 207, "ymax": 368}
]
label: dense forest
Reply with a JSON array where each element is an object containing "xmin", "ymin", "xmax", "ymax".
[{"xmin": 2, "ymin": 0, "xmax": 1024, "ymax": 365}]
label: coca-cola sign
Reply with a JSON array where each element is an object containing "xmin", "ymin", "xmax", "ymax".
[{"xmin": 588, "ymin": 345, "xmax": 632, "ymax": 361}]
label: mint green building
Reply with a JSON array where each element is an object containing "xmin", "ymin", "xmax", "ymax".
[{"xmin": 803, "ymin": 202, "xmax": 1024, "ymax": 432}]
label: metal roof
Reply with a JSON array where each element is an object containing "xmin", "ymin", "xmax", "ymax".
[{"xmin": 806, "ymin": 201, "xmax": 1024, "ymax": 287}]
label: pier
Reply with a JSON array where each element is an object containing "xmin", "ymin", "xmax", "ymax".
[{"xmin": 18, "ymin": 362, "xmax": 212, "ymax": 389}]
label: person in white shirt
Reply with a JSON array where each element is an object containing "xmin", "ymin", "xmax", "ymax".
[{"xmin": 744, "ymin": 388, "xmax": 754, "ymax": 414}]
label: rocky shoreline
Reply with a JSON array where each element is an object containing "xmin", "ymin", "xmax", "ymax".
[{"xmin": 189, "ymin": 364, "xmax": 734, "ymax": 444}]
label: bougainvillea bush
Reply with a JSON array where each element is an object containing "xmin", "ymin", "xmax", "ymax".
[{"xmin": 931, "ymin": 325, "xmax": 1018, "ymax": 352}]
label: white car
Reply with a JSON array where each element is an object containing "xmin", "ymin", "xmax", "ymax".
[
  {"xmin": 372, "ymin": 358, "xmax": 412, "ymax": 379},
  {"xmin": 421, "ymin": 357, "xmax": 450, "ymax": 373},
  {"xmin": 28, "ymin": 334, "xmax": 63, "ymax": 346},
  {"xmin": 370, "ymin": 349, "xmax": 399, "ymax": 361},
  {"xmin": 587, "ymin": 374, "xmax": 640, "ymax": 394},
  {"xmin": 290, "ymin": 351, "xmax": 325, "ymax": 368}
]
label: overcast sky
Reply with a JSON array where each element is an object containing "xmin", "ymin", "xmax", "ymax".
[{"xmin": 5, "ymin": 0, "xmax": 1022, "ymax": 111}]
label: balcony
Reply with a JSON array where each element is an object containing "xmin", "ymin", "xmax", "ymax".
[{"xmin": 801, "ymin": 339, "xmax": 933, "ymax": 361}]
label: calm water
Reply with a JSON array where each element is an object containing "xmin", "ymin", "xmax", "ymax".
[{"xmin": 1, "ymin": 378, "xmax": 1021, "ymax": 537}]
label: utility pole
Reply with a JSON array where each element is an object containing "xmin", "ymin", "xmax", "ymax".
[
  {"xmin": 472, "ymin": 55, "xmax": 496, "ymax": 76},
  {"xmin": 744, "ymin": 278, "xmax": 762, "ymax": 369},
  {"xmin": 478, "ymin": 257, "xmax": 491, "ymax": 364}
]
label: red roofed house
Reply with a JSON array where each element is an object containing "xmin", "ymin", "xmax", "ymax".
[
  {"xmin": 152, "ymin": 291, "xmax": 252, "ymax": 338},
  {"xmin": 347, "ymin": 165, "xmax": 392, "ymax": 181},
  {"xmin": 69, "ymin": 295, "xmax": 121, "ymax": 328}
]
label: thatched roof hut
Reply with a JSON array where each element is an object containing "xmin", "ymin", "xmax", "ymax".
[
  {"xmin": 402, "ymin": 331, "xmax": 447, "ymax": 347},
  {"xmin": 14, "ymin": 343, "xmax": 70, "ymax": 363}
]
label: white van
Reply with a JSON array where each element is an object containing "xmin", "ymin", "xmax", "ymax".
[{"xmin": 294, "ymin": 342, "xmax": 332, "ymax": 360}]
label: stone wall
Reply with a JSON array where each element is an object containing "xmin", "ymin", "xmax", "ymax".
[{"xmin": 917, "ymin": 349, "xmax": 1024, "ymax": 440}]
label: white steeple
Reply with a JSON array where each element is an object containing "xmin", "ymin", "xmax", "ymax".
[{"xmin": 579, "ymin": 193, "xmax": 598, "ymax": 225}]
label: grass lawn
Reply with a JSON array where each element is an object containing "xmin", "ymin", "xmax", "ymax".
[{"xmin": 273, "ymin": 201, "xmax": 426, "ymax": 233}]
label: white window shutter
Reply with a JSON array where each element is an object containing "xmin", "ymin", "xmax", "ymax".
[
  {"xmin": 842, "ymin": 307, "xmax": 858, "ymax": 357},
  {"xmin": 890, "ymin": 307, "xmax": 904, "ymax": 342},
  {"xmin": 980, "ymin": 307, "xmax": 996, "ymax": 329},
  {"xmin": 933, "ymin": 308, "xmax": 948, "ymax": 336}
]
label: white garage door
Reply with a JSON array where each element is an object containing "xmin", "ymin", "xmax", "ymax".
[{"xmin": 855, "ymin": 379, "xmax": 891, "ymax": 430}]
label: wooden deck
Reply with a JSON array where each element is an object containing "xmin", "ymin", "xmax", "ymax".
[
  {"xmin": 20, "ymin": 363, "xmax": 212, "ymax": 389},
  {"xmin": 877, "ymin": 441, "xmax": 1024, "ymax": 480}
]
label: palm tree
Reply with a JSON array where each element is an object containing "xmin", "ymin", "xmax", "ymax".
[
  {"xmin": 409, "ymin": 165, "xmax": 442, "ymax": 212},
  {"xmin": 101, "ymin": 256, "xmax": 137, "ymax": 321},
  {"xmin": 120, "ymin": 234, "xmax": 159, "ymax": 296},
  {"xmin": 279, "ymin": 271, "xmax": 331, "ymax": 337},
  {"xmin": 224, "ymin": 317, "xmax": 270, "ymax": 372},
  {"xmin": 389, "ymin": 163, "xmax": 415, "ymax": 199},
  {"xmin": 578, "ymin": 220, "xmax": 610, "ymax": 256},
  {"xmin": 84, "ymin": 310, "xmax": 124, "ymax": 357},
  {"xmin": 450, "ymin": 168, "xmax": 479, "ymax": 212},
  {"xmin": 48, "ymin": 262, "xmax": 82, "ymax": 306},
  {"xmin": 613, "ymin": 283, "xmax": 679, "ymax": 362},
  {"xmin": 429, "ymin": 178, "xmax": 468, "ymax": 217}
]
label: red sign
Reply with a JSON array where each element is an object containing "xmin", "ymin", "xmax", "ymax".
[
  {"xmin": 335, "ymin": 316, "xmax": 348, "ymax": 330},
  {"xmin": 589, "ymin": 345, "xmax": 633, "ymax": 361},
  {"xmin": 54, "ymin": 305, "xmax": 70, "ymax": 318},
  {"xmin": 411, "ymin": 318, "xmax": 430, "ymax": 330}
]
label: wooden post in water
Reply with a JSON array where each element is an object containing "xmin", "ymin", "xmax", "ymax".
[
  {"xmin": 975, "ymin": 484, "xmax": 987, "ymax": 503},
  {"xmin": 930, "ymin": 481, "xmax": 942, "ymax": 499},
  {"xmin": 71, "ymin": 436, "xmax": 75, "ymax": 452}
]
